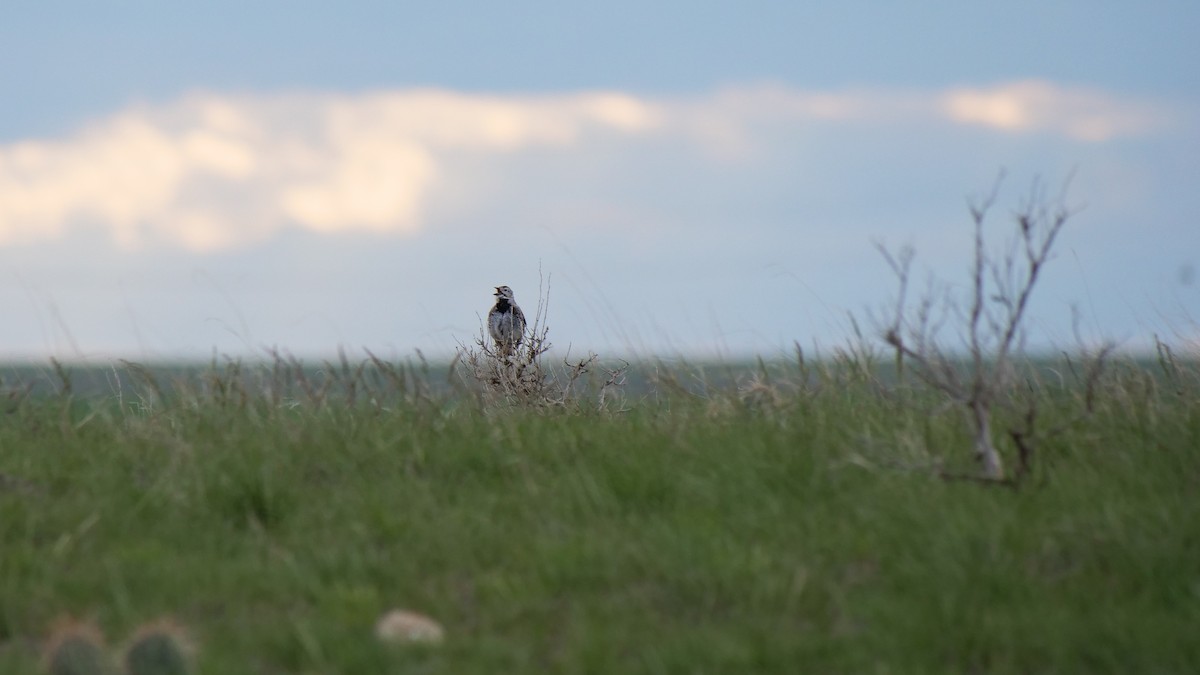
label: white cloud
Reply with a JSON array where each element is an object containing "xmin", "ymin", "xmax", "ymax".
[
  {"xmin": 681, "ymin": 80, "xmax": 1167, "ymax": 146},
  {"xmin": 940, "ymin": 80, "xmax": 1167, "ymax": 141},
  {"xmin": 0, "ymin": 82, "xmax": 1174, "ymax": 252},
  {"xmin": 0, "ymin": 89, "xmax": 662, "ymax": 251}
]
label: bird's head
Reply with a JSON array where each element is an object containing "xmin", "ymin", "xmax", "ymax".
[{"xmin": 494, "ymin": 285, "xmax": 515, "ymax": 302}]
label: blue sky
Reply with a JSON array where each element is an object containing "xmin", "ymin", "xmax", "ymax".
[{"xmin": 1, "ymin": 2, "xmax": 1197, "ymax": 361}]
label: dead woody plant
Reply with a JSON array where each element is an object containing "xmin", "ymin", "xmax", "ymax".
[
  {"xmin": 458, "ymin": 276, "xmax": 626, "ymax": 409},
  {"xmin": 878, "ymin": 174, "xmax": 1108, "ymax": 483}
]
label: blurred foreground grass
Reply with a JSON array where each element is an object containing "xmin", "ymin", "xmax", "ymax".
[{"xmin": 0, "ymin": 355, "xmax": 1197, "ymax": 673}]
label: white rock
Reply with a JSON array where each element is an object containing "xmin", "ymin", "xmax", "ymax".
[{"xmin": 374, "ymin": 609, "xmax": 445, "ymax": 645}]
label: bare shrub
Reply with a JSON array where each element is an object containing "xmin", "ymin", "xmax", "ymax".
[
  {"xmin": 456, "ymin": 277, "xmax": 627, "ymax": 410},
  {"xmin": 877, "ymin": 174, "xmax": 1111, "ymax": 483}
]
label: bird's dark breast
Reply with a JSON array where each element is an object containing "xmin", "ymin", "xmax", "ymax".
[{"xmin": 494, "ymin": 299, "xmax": 512, "ymax": 311}]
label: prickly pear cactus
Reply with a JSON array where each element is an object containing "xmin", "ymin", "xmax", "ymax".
[
  {"xmin": 123, "ymin": 625, "xmax": 191, "ymax": 675},
  {"xmin": 45, "ymin": 623, "xmax": 114, "ymax": 675}
]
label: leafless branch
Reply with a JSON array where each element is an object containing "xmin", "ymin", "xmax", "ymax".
[{"xmin": 876, "ymin": 174, "xmax": 1102, "ymax": 482}]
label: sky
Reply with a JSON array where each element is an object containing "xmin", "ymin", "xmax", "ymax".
[{"xmin": 1, "ymin": 2, "xmax": 1197, "ymax": 363}]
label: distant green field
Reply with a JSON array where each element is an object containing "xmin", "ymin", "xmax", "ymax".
[{"xmin": 0, "ymin": 355, "xmax": 1196, "ymax": 673}]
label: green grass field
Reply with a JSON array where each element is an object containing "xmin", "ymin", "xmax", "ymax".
[{"xmin": 0, "ymin": 354, "xmax": 1197, "ymax": 673}]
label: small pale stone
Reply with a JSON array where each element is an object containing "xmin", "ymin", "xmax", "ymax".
[{"xmin": 374, "ymin": 609, "xmax": 445, "ymax": 645}]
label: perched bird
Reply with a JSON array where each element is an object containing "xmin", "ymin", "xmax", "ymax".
[{"xmin": 488, "ymin": 285, "xmax": 526, "ymax": 356}]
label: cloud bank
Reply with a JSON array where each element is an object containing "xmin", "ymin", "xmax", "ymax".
[
  {"xmin": 940, "ymin": 81, "xmax": 1169, "ymax": 141},
  {"xmin": 0, "ymin": 81, "xmax": 1172, "ymax": 252}
]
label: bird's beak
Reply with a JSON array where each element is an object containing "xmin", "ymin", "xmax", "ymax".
[{"xmin": 494, "ymin": 287, "xmax": 501, "ymax": 295}]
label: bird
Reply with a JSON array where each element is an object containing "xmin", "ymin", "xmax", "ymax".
[{"xmin": 488, "ymin": 285, "xmax": 526, "ymax": 357}]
